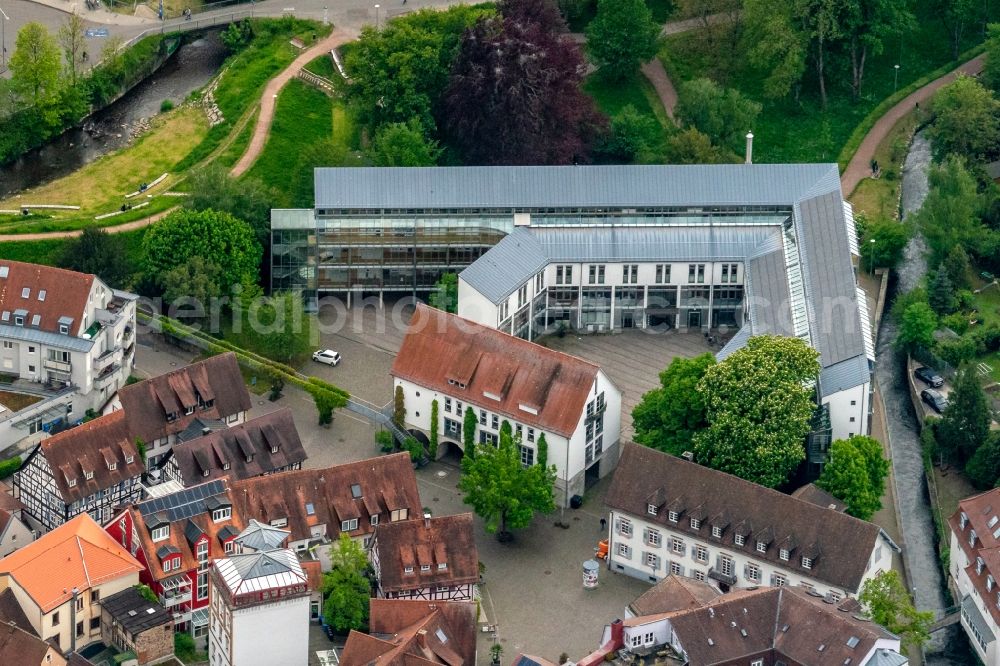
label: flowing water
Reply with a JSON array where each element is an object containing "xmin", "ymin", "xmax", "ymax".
[{"xmin": 0, "ymin": 32, "xmax": 226, "ymax": 199}]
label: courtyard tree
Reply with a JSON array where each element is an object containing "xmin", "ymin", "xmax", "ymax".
[
  {"xmin": 895, "ymin": 301, "xmax": 937, "ymax": 352},
  {"xmin": 928, "ymin": 270, "xmax": 957, "ymax": 316},
  {"xmin": 585, "ymin": 0, "xmax": 660, "ymax": 81},
  {"xmin": 859, "ymin": 215, "xmax": 911, "ymax": 272},
  {"xmin": 59, "ymin": 227, "xmax": 131, "ymax": 288},
  {"xmin": 9, "ymin": 22, "xmax": 62, "ymax": 111},
  {"xmin": 240, "ymin": 292, "xmax": 315, "ymax": 366},
  {"xmin": 429, "ymin": 399, "xmax": 439, "ymax": 459},
  {"xmin": 368, "ymin": 120, "xmax": 442, "ymax": 166},
  {"xmin": 162, "ymin": 256, "xmax": 223, "ymax": 311},
  {"xmin": 929, "ymin": 76, "xmax": 1000, "ymax": 163},
  {"xmin": 693, "ymin": 335, "xmax": 820, "ymax": 488},
  {"xmin": 322, "ymin": 535, "xmax": 370, "ymax": 633},
  {"xmin": 816, "ymin": 436, "xmax": 889, "ymax": 520},
  {"xmin": 596, "ymin": 105, "xmax": 665, "ymax": 164},
  {"xmin": 441, "ymin": 0, "xmax": 605, "ymax": 165},
  {"xmin": 463, "ymin": 406, "xmax": 477, "ymax": 457},
  {"xmin": 675, "ymin": 78, "xmax": 762, "ymax": 154},
  {"xmin": 859, "ymin": 570, "xmax": 932, "ymax": 648},
  {"xmin": 459, "ymin": 428, "xmax": 556, "ymax": 540},
  {"xmin": 429, "ymin": 273, "xmax": 458, "ymax": 313},
  {"xmin": 938, "ymin": 366, "xmax": 991, "ymax": 464},
  {"xmin": 393, "ymin": 385, "xmax": 406, "ymax": 429},
  {"xmin": 143, "ymin": 208, "xmax": 262, "ymax": 294},
  {"xmin": 632, "ymin": 353, "xmax": 716, "ymax": 457}
]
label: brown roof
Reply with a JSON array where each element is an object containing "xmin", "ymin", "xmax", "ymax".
[
  {"xmin": 660, "ymin": 586, "xmax": 897, "ymax": 666},
  {"xmin": 0, "ymin": 260, "xmax": 94, "ymax": 335},
  {"xmin": 374, "ymin": 514, "xmax": 478, "ymax": 594},
  {"xmin": 0, "ymin": 588, "xmax": 35, "ymax": 635},
  {"xmin": 168, "ymin": 408, "xmax": 307, "ymax": 485},
  {"xmin": 628, "ymin": 574, "xmax": 721, "ymax": 616},
  {"xmin": 230, "ymin": 454, "xmax": 422, "ymax": 545},
  {"xmin": 949, "ymin": 488, "xmax": 1000, "ymax": 625},
  {"xmin": 391, "ymin": 304, "xmax": 600, "ymax": 437},
  {"xmin": 118, "ymin": 353, "xmax": 251, "ymax": 444},
  {"xmin": 0, "ymin": 490, "xmax": 25, "ymax": 518},
  {"xmin": 605, "ymin": 444, "xmax": 886, "ymax": 592},
  {"xmin": 129, "ymin": 480, "xmax": 243, "ymax": 583},
  {"xmin": 0, "ymin": 621, "xmax": 57, "ymax": 666},
  {"xmin": 791, "ymin": 483, "xmax": 847, "ymax": 512},
  {"xmin": 341, "ymin": 599, "xmax": 477, "ymax": 666},
  {"xmin": 39, "ymin": 412, "xmax": 143, "ymax": 504}
]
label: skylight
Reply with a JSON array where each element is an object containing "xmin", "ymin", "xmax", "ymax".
[
  {"xmin": 846, "ymin": 636, "xmax": 860, "ymax": 649},
  {"xmin": 351, "ymin": 484, "xmax": 362, "ymax": 499},
  {"xmin": 306, "ymin": 503, "xmax": 315, "ymax": 516},
  {"xmin": 435, "ymin": 628, "xmax": 448, "ymax": 643}
]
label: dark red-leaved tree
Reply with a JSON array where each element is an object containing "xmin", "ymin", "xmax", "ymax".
[{"xmin": 440, "ymin": 0, "xmax": 606, "ymax": 165}]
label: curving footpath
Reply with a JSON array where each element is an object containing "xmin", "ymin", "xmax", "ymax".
[
  {"xmin": 842, "ymin": 53, "xmax": 985, "ymax": 195},
  {"xmin": 230, "ymin": 27, "xmax": 358, "ymax": 178},
  {"xmin": 0, "ymin": 208, "xmax": 177, "ymax": 242}
]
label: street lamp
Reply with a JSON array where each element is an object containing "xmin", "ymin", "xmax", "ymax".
[
  {"xmin": 869, "ymin": 238, "xmax": 877, "ymax": 275},
  {"xmin": 0, "ymin": 4, "xmax": 9, "ymax": 73},
  {"xmin": 374, "ymin": 4, "xmax": 380, "ymax": 29},
  {"xmin": 893, "ymin": 64, "xmax": 900, "ymax": 93}
]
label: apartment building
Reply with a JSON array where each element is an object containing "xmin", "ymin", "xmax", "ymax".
[
  {"xmin": 949, "ymin": 488, "xmax": 1000, "ymax": 664},
  {"xmin": 391, "ymin": 304, "xmax": 622, "ymax": 505}
]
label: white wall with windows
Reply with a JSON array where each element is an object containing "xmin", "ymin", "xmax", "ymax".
[{"xmin": 950, "ymin": 528, "xmax": 1000, "ymax": 665}]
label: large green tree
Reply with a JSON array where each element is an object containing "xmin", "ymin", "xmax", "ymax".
[
  {"xmin": 931, "ymin": 0, "xmax": 980, "ymax": 60},
  {"xmin": 184, "ymin": 166, "xmax": 279, "ymax": 250},
  {"xmin": 675, "ymin": 78, "xmax": 762, "ymax": 154},
  {"xmin": 942, "ymin": 244, "xmax": 973, "ymax": 291},
  {"xmin": 966, "ymin": 433, "xmax": 1000, "ymax": 489},
  {"xmin": 585, "ymin": 0, "xmax": 660, "ymax": 81},
  {"xmin": 927, "ymin": 270, "xmax": 957, "ymax": 316},
  {"xmin": 163, "ymin": 256, "xmax": 223, "ymax": 310},
  {"xmin": 459, "ymin": 428, "xmax": 556, "ymax": 540},
  {"xmin": 665, "ymin": 127, "xmax": 733, "ymax": 164},
  {"xmin": 58, "ymin": 14, "xmax": 87, "ymax": 87},
  {"xmin": 929, "ymin": 75, "xmax": 1000, "ymax": 163},
  {"xmin": 429, "ymin": 273, "xmax": 458, "ymax": 313},
  {"xmin": 817, "ymin": 436, "xmax": 889, "ymax": 520},
  {"xmin": 597, "ymin": 105, "xmax": 665, "ymax": 164},
  {"xmin": 9, "ymin": 22, "xmax": 62, "ymax": 111},
  {"xmin": 743, "ymin": 0, "xmax": 807, "ymax": 99},
  {"xmin": 938, "ymin": 366, "xmax": 991, "ymax": 464},
  {"xmin": 368, "ymin": 120, "xmax": 442, "ymax": 166},
  {"xmin": 858, "ymin": 214, "xmax": 911, "ymax": 272},
  {"xmin": 632, "ymin": 353, "xmax": 716, "ymax": 457},
  {"xmin": 240, "ymin": 292, "xmax": 316, "ymax": 366},
  {"xmin": 842, "ymin": 0, "xmax": 914, "ymax": 99},
  {"xmin": 859, "ymin": 570, "xmax": 933, "ymax": 648},
  {"xmin": 58, "ymin": 227, "xmax": 131, "ymax": 288},
  {"xmin": 912, "ymin": 155, "xmax": 995, "ymax": 266},
  {"xmin": 985, "ymin": 23, "xmax": 1000, "ymax": 93},
  {"xmin": 142, "ymin": 208, "xmax": 262, "ymax": 293},
  {"xmin": 693, "ymin": 335, "xmax": 820, "ymax": 488},
  {"xmin": 895, "ymin": 301, "xmax": 937, "ymax": 352},
  {"xmin": 321, "ymin": 533, "xmax": 371, "ymax": 633}
]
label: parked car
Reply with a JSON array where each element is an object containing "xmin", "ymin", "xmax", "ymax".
[
  {"xmin": 921, "ymin": 389, "xmax": 949, "ymax": 414},
  {"xmin": 914, "ymin": 366, "xmax": 944, "ymax": 388},
  {"xmin": 312, "ymin": 349, "xmax": 341, "ymax": 366}
]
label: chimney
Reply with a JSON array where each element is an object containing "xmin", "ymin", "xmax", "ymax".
[
  {"xmin": 416, "ymin": 629, "xmax": 428, "ymax": 648},
  {"xmin": 424, "ymin": 512, "xmax": 431, "ymax": 528},
  {"xmin": 681, "ymin": 451, "xmax": 694, "ymax": 462},
  {"xmin": 745, "ymin": 132, "xmax": 754, "ymax": 164},
  {"xmin": 70, "ymin": 587, "xmax": 80, "ymax": 653},
  {"xmin": 202, "ymin": 427, "xmax": 210, "ymax": 435}
]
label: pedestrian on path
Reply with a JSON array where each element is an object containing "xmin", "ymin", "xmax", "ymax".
[{"xmin": 600, "ymin": 517, "xmax": 607, "ymax": 532}]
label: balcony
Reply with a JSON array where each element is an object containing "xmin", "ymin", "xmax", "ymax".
[
  {"xmin": 162, "ymin": 588, "xmax": 192, "ymax": 607},
  {"xmin": 92, "ymin": 347, "xmax": 123, "ymax": 373},
  {"xmin": 42, "ymin": 358, "xmax": 72, "ymax": 373},
  {"xmin": 171, "ymin": 602, "xmax": 193, "ymax": 624},
  {"xmin": 93, "ymin": 364, "xmax": 121, "ymax": 389},
  {"xmin": 708, "ymin": 567, "xmax": 737, "ymax": 586}
]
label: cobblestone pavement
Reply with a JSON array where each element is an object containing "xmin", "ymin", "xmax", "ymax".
[{"xmin": 544, "ymin": 330, "xmax": 715, "ymax": 441}]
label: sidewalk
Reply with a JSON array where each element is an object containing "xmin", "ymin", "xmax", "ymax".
[{"xmin": 26, "ymin": 0, "xmax": 152, "ymax": 25}]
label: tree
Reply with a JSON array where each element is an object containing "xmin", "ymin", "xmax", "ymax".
[
  {"xmin": 912, "ymin": 156, "xmax": 995, "ymax": 266},
  {"xmin": 585, "ymin": 0, "xmax": 660, "ymax": 81},
  {"xmin": 143, "ymin": 209, "xmax": 262, "ymax": 293},
  {"xmin": 241, "ymin": 292, "xmax": 315, "ymax": 366},
  {"xmin": 441, "ymin": 1, "xmax": 605, "ymax": 165},
  {"xmin": 675, "ymin": 78, "xmax": 762, "ymax": 154},
  {"xmin": 134, "ymin": 584, "xmax": 158, "ymax": 603},
  {"xmin": 938, "ymin": 366, "xmax": 991, "ymax": 464},
  {"xmin": 58, "ymin": 13, "xmax": 87, "ymax": 87},
  {"xmin": 842, "ymin": 0, "xmax": 914, "ymax": 99},
  {"xmin": 368, "ymin": 120, "xmax": 442, "ymax": 166},
  {"xmin": 743, "ymin": 0, "xmax": 807, "ymax": 99},
  {"xmin": 895, "ymin": 301, "xmax": 937, "ymax": 352},
  {"xmin": 429, "ymin": 399, "xmax": 439, "ymax": 459},
  {"xmin": 163, "ymin": 256, "xmax": 223, "ymax": 309},
  {"xmin": 463, "ymin": 406, "xmax": 477, "ymax": 457},
  {"xmin": 665, "ymin": 127, "xmax": 733, "ymax": 164},
  {"xmin": 931, "ymin": 0, "xmax": 979, "ymax": 60},
  {"xmin": 184, "ymin": 166, "xmax": 279, "ymax": 250},
  {"xmin": 322, "ymin": 568, "xmax": 370, "ymax": 633},
  {"xmin": 928, "ymin": 270, "xmax": 957, "ymax": 316},
  {"xmin": 859, "ymin": 571, "xmax": 933, "ymax": 648},
  {"xmin": 596, "ymin": 105, "xmax": 664, "ymax": 164},
  {"xmin": 9, "ymin": 23, "xmax": 62, "ymax": 113},
  {"xmin": 537, "ymin": 433, "xmax": 548, "ymax": 467},
  {"xmin": 329, "ymin": 532, "xmax": 368, "ymax": 574},
  {"xmin": 817, "ymin": 436, "xmax": 889, "ymax": 520},
  {"xmin": 459, "ymin": 428, "xmax": 556, "ymax": 539},
  {"xmin": 985, "ymin": 23, "xmax": 1000, "ymax": 92},
  {"xmin": 58, "ymin": 227, "xmax": 131, "ymax": 287},
  {"xmin": 314, "ymin": 389, "xmax": 339, "ymax": 426},
  {"xmin": 942, "ymin": 244, "xmax": 973, "ymax": 291},
  {"xmin": 693, "ymin": 335, "xmax": 820, "ymax": 488},
  {"xmin": 632, "ymin": 353, "xmax": 716, "ymax": 456},
  {"xmin": 929, "ymin": 76, "xmax": 1000, "ymax": 163},
  {"xmin": 966, "ymin": 433, "xmax": 1000, "ymax": 489},
  {"xmin": 393, "ymin": 385, "xmax": 406, "ymax": 428},
  {"xmin": 859, "ymin": 215, "xmax": 911, "ymax": 272},
  {"xmin": 429, "ymin": 273, "xmax": 458, "ymax": 313}
]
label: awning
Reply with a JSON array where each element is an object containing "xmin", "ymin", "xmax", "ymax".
[
  {"xmin": 962, "ymin": 594, "xmax": 996, "ymax": 645},
  {"xmin": 191, "ymin": 607, "xmax": 210, "ymax": 626}
]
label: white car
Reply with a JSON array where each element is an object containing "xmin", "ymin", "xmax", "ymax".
[{"xmin": 312, "ymin": 349, "xmax": 342, "ymax": 366}]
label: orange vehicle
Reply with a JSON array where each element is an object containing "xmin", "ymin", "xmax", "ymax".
[{"xmin": 595, "ymin": 539, "xmax": 609, "ymax": 560}]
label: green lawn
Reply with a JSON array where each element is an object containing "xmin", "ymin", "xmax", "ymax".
[
  {"xmin": 659, "ymin": 4, "xmax": 1000, "ymax": 164},
  {"xmin": 305, "ymin": 53, "xmax": 337, "ymax": 79},
  {"xmin": 584, "ymin": 70, "xmax": 670, "ymax": 128}
]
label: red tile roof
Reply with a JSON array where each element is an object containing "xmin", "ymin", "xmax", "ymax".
[
  {"xmin": 628, "ymin": 574, "xmax": 721, "ymax": 616},
  {"xmin": 374, "ymin": 514, "xmax": 478, "ymax": 594},
  {"xmin": 0, "ymin": 514, "xmax": 142, "ymax": 613},
  {"xmin": 950, "ymin": 488, "xmax": 1000, "ymax": 626},
  {"xmin": 230, "ymin": 454, "xmax": 422, "ymax": 546},
  {"xmin": 40, "ymin": 411, "xmax": 143, "ymax": 504},
  {"xmin": 0, "ymin": 260, "xmax": 94, "ymax": 335},
  {"xmin": 392, "ymin": 305, "xmax": 601, "ymax": 437},
  {"xmin": 341, "ymin": 599, "xmax": 477, "ymax": 666},
  {"xmin": 0, "ymin": 621, "xmax": 56, "ymax": 666},
  {"xmin": 117, "ymin": 353, "xmax": 251, "ymax": 444}
]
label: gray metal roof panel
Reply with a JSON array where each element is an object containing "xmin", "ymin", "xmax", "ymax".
[
  {"xmin": 746, "ymin": 249, "xmax": 794, "ymax": 336},
  {"xmin": 314, "ymin": 164, "xmax": 841, "ymax": 210},
  {"xmin": 0, "ymin": 323, "xmax": 94, "ymax": 352},
  {"xmin": 716, "ymin": 326, "xmax": 752, "ymax": 361},
  {"xmin": 819, "ymin": 355, "xmax": 871, "ymax": 397}
]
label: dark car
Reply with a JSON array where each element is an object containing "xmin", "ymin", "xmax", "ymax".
[
  {"xmin": 915, "ymin": 366, "xmax": 944, "ymax": 388},
  {"xmin": 921, "ymin": 389, "xmax": 949, "ymax": 414}
]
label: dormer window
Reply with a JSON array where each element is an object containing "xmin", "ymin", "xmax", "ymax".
[
  {"xmin": 971, "ymin": 530, "xmax": 978, "ymax": 547},
  {"xmin": 756, "ymin": 541, "xmax": 766, "ymax": 553},
  {"xmin": 404, "ymin": 566, "xmax": 414, "ymax": 574},
  {"xmin": 989, "ymin": 575, "xmax": 995, "ymax": 592},
  {"xmin": 223, "ymin": 462, "xmax": 230, "ymax": 470},
  {"xmin": 68, "ymin": 478, "xmax": 77, "ymax": 488},
  {"xmin": 667, "ymin": 511, "xmax": 678, "ymax": 523},
  {"xmin": 779, "ymin": 549, "xmax": 790, "ymax": 561},
  {"xmin": 108, "ymin": 462, "xmax": 117, "ymax": 471},
  {"xmin": 690, "ymin": 518, "xmax": 701, "ymax": 529},
  {"xmin": 801, "ymin": 556, "xmax": 813, "ymax": 569},
  {"xmin": 711, "ymin": 526, "xmax": 722, "ymax": 538},
  {"xmin": 371, "ymin": 515, "xmax": 379, "ymax": 526},
  {"xmin": 647, "ymin": 504, "xmax": 658, "ymax": 516},
  {"xmin": 961, "ymin": 512, "xmax": 969, "ymax": 529},
  {"xmin": 270, "ymin": 445, "xmax": 278, "ymax": 454},
  {"xmin": 978, "ymin": 557, "xmax": 986, "ymax": 575},
  {"xmin": 245, "ymin": 454, "xmax": 253, "ymax": 463},
  {"xmin": 438, "ymin": 562, "xmax": 447, "ymax": 570},
  {"xmin": 84, "ymin": 470, "xmax": 93, "ymax": 480},
  {"xmin": 152, "ymin": 526, "xmax": 170, "ymax": 542},
  {"xmin": 59, "ymin": 324, "xmax": 69, "ymax": 334},
  {"xmin": 341, "ymin": 519, "xmax": 358, "ymax": 532},
  {"xmin": 184, "ymin": 406, "xmax": 195, "ymax": 416},
  {"xmin": 735, "ymin": 534, "xmax": 745, "ymax": 546},
  {"xmin": 212, "ymin": 507, "xmax": 231, "ymax": 522},
  {"xmin": 166, "ymin": 412, "xmax": 178, "ymax": 423},
  {"xmin": 13, "ymin": 316, "xmax": 23, "ymax": 327},
  {"xmin": 420, "ymin": 564, "xmax": 431, "ymax": 572},
  {"xmin": 202, "ymin": 469, "xmax": 210, "ymax": 478}
]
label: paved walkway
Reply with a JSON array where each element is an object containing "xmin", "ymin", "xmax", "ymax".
[
  {"xmin": 229, "ymin": 28, "xmax": 357, "ymax": 178},
  {"xmin": 641, "ymin": 59, "xmax": 678, "ymax": 120},
  {"xmin": 0, "ymin": 206, "xmax": 176, "ymax": 241},
  {"xmin": 842, "ymin": 53, "xmax": 985, "ymax": 195}
]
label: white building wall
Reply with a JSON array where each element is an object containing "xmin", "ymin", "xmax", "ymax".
[
  {"xmin": 456, "ymin": 278, "xmax": 497, "ymax": 328},
  {"xmin": 230, "ymin": 595, "xmax": 309, "ymax": 666},
  {"xmin": 950, "ymin": 530, "xmax": 1000, "ymax": 665},
  {"xmin": 823, "ymin": 383, "xmax": 870, "ymax": 442},
  {"xmin": 605, "ymin": 509, "xmax": 889, "ymax": 599}
]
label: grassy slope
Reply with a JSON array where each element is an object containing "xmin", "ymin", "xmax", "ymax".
[
  {"xmin": 660, "ymin": 5, "xmax": 1000, "ymax": 164},
  {"xmin": 584, "ymin": 70, "xmax": 670, "ymax": 128},
  {"xmin": 847, "ymin": 109, "xmax": 923, "ymax": 219}
]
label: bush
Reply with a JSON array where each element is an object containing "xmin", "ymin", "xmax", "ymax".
[
  {"xmin": 160, "ymin": 99, "xmax": 174, "ymax": 113},
  {"xmin": 940, "ymin": 312, "xmax": 970, "ymax": 336},
  {"xmin": 376, "ymin": 430, "xmax": 395, "ymax": 453},
  {"xmin": 0, "ymin": 455, "xmax": 21, "ymax": 479}
]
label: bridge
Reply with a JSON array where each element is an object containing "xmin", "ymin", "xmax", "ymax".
[{"xmin": 928, "ymin": 605, "xmax": 961, "ymax": 634}]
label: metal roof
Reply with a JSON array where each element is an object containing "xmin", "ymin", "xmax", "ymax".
[
  {"xmin": 136, "ymin": 479, "xmax": 227, "ymax": 523},
  {"xmin": 214, "ymin": 548, "xmax": 306, "ymax": 596},
  {"xmin": 314, "ymin": 164, "xmax": 842, "ymax": 210},
  {"xmin": 0, "ymin": 323, "xmax": 94, "ymax": 353},
  {"xmin": 234, "ymin": 519, "xmax": 290, "ymax": 552}
]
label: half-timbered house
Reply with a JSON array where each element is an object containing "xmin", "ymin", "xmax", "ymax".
[
  {"xmin": 370, "ymin": 513, "xmax": 478, "ymax": 602},
  {"xmin": 13, "ymin": 411, "xmax": 143, "ymax": 532}
]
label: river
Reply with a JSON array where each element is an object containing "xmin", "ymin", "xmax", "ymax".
[
  {"xmin": 0, "ymin": 32, "xmax": 227, "ymax": 199},
  {"xmin": 876, "ymin": 131, "xmax": 973, "ymax": 664}
]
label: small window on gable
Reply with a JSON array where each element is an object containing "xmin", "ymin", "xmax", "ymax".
[
  {"xmin": 223, "ymin": 462, "xmax": 230, "ymax": 470},
  {"xmin": 108, "ymin": 462, "xmax": 117, "ymax": 471},
  {"xmin": 270, "ymin": 445, "xmax": 278, "ymax": 454},
  {"xmin": 125, "ymin": 454, "xmax": 134, "ymax": 464},
  {"xmin": 711, "ymin": 525, "xmax": 722, "ymax": 538},
  {"xmin": 647, "ymin": 504, "xmax": 657, "ymax": 516},
  {"xmin": 404, "ymin": 566, "xmax": 414, "ymax": 574},
  {"xmin": 68, "ymin": 478, "xmax": 77, "ymax": 488},
  {"xmin": 420, "ymin": 564, "xmax": 431, "ymax": 572},
  {"xmin": 735, "ymin": 534, "xmax": 745, "ymax": 546},
  {"xmin": 438, "ymin": 562, "xmax": 447, "ymax": 570}
]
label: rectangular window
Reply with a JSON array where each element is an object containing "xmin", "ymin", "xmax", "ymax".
[
  {"xmin": 89, "ymin": 617, "xmax": 100, "ymax": 631},
  {"xmin": 588, "ymin": 265, "xmax": 606, "ymax": 284},
  {"xmin": 694, "ymin": 570, "xmax": 706, "ymax": 582},
  {"xmin": 76, "ymin": 621, "xmax": 83, "ymax": 637},
  {"xmin": 695, "ymin": 545, "xmax": 708, "ymax": 563},
  {"xmin": 444, "ymin": 398, "xmax": 452, "ymax": 413},
  {"xmin": 735, "ymin": 534, "xmax": 745, "ymax": 546},
  {"xmin": 655, "ymin": 264, "xmax": 670, "ymax": 284},
  {"xmin": 341, "ymin": 519, "xmax": 359, "ymax": 532},
  {"xmin": 756, "ymin": 541, "xmax": 767, "ymax": 553},
  {"xmin": 151, "ymin": 526, "xmax": 169, "ymax": 542},
  {"xmin": 556, "ymin": 265, "xmax": 573, "ymax": 285},
  {"xmin": 619, "ymin": 517, "xmax": 633, "ymax": 537},
  {"xmin": 617, "ymin": 543, "xmax": 631, "ymax": 559},
  {"xmin": 746, "ymin": 562, "xmax": 760, "ymax": 583},
  {"xmin": 515, "ymin": 424, "xmax": 523, "ymax": 439},
  {"xmin": 520, "ymin": 445, "xmax": 534, "ymax": 467},
  {"xmin": 225, "ymin": 540, "xmax": 234, "ymax": 554},
  {"xmin": 197, "ymin": 572, "xmax": 208, "ymax": 600},
  {"xmin": 212, "ymin": 507, "xmax": 231, "ymax": 522},
  {"xmin": 647, "ymin": 529, "xmax": 661, "ymax": 547},
  {"xmin": 479, "ymin": 410, "xmax": 487, "ymax": 426},
  {"xmin": 527, "ymin": 428, "xmax": 535, "ymax": 443},
  {"xmin": 491, "ymin": 414, "xmax": 499, "ymax": 430},
  {"xmin": 721, "ymin": 263, "xmax": 729, "ymax": 283},
  {"xmin": 670, "ymin": 561, "xmax": 682, "ymax": 576},
  {"xmin": 645, "ymin": 552, "xmax": 658, "ymax": 568},
  {"xmin": 720, "ymin": 555, "xmax": 734, "ymax": 577},
  {"xmin": 536, "ymin": 271, "xmax": 544, "ymax": 291},
  {"xmin": 623, "ymin": 265, "xmax": 638, "ymax": 284},
  {"xmin": 779, "ymin": 548, "xmax": 790, "ymax": 561},
  {"xmin": 668, "ymin": 511, "xmax": 678, "ymax": 523},
  {"xmin": 671, "ymin": 538, "xmax": 684, "ymax": 555},
  {"xmin": 802, "ymin": 556, "xmax": 813, "ymax": 569},
  {"xmin": 772, "ymin": 573, "xmax": 787, "ymax": 587},
  {"xmin": 518, "ymin": 285, "xmax": 528, "ymax": 308},
  {"xmin": 647, "ymin": 504, "xmax": 658, "ymax": 516},
  {"xmin": 52, "ymin": 612, "xmax": 59, "ymax": 627},
  {"xmin": 690, "ymin": 518, "xmax": 701, "ymax": 530},
  {"xmin": 711, "ymin": 526, "xmax": 722, "ymax": 539}
]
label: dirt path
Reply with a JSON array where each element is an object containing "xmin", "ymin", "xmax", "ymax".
[
  {"xmin": 0, "ymin": 207, "xmax": 178, "ymax": 242},
  {"xmin": 842, "ymin": 53, "xmax": 985, "ymax": 195},
  {"xmin": 640, "ymin": 59, "xmax": 678, "ymax": 120},
  {"xmin": 230, "ymin": 28, "xmax": 358, "ymax": 178}
]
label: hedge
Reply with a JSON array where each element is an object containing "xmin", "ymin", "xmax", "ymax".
[{"xmin": 0, "ymin": 455, "xmax": 22, "ymax": 479}]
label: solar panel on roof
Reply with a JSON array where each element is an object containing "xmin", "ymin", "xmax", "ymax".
[{"xmin": 138, "ymin": 479, "xmax": 227, "ymax": 521}]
